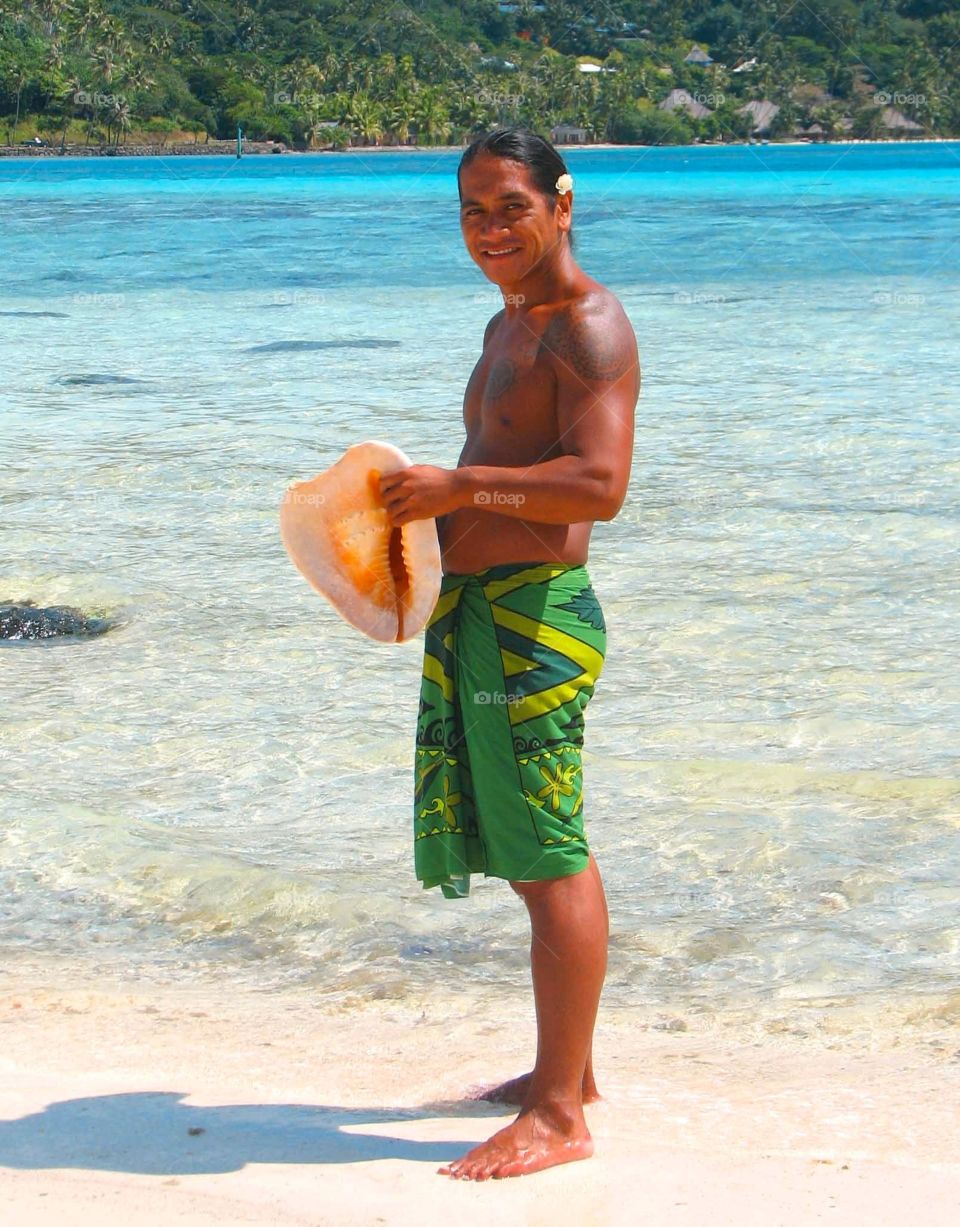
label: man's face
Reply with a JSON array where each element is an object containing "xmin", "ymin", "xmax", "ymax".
[{"xmin": 458, "ymin": 152, "xmax": 567, "ymax": 285}]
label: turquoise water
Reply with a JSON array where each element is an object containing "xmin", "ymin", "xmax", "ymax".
[{"xmin": 2, "ymin": 144, "xmax": 959, "ymax": 1034}]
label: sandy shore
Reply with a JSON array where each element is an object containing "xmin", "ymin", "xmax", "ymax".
[
  {"xmin": 2, "ymin": 979, "xmax": 959, "ymax": 1225},
  {"xmin": 1, "ymin": 136, "xmax": 954, "ymax": 159}
]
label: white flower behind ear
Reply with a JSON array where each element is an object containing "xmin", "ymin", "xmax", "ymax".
[{"xmin": 555, "ymin": 173, "xmax": 573, "ymax": 196}]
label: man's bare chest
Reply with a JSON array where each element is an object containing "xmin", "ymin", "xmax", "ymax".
[{"xmin": 464, "ymin": 330, "xmax": 557, "ymax": 438}]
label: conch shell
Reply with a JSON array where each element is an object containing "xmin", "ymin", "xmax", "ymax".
[{"xmin": 280, "ymin": 440, "xmax": 442, "ymax": 643}]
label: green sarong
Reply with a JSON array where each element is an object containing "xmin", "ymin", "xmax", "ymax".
[{"xmin": 414, "ymin": 562, "xmax": 607, "ymax": 899}]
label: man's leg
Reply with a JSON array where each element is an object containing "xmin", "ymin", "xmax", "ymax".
[
  {"xmin": 471, "ymin": 852, "xmax": 607, "ymax": 1106},
  {"xmin": 439, "ymin": 851, "xmax": 608, "ymax": 1181}
]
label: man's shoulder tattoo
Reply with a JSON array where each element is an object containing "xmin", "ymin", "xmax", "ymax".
[{"xmin": 538, "ymin": 306, "xmax": 634, "ymax": 382}]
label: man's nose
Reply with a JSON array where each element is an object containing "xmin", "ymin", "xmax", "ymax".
[{"xmin": 479, "ymin": 214, "xmax": 512, "ymax": 240}]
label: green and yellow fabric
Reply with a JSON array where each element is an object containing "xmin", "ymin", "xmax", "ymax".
[{"xmin": 414, "ymin": 562, "xmax": 607, "ymax": 898}]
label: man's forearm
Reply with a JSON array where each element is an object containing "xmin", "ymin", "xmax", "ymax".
[{"xmin": 453, "ymin": 456, "xmax": 620, "ymax": 523}]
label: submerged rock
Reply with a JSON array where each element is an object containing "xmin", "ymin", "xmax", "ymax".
[
  {"xmin": 0, "ymin": 600, "xmax": 114, "ymax": 640},
  {"xmin": 56, "ymin": 374, "xmax": 146, "ymax": 386},
  {"xmin": 0, "ymin": 310, "xmax": 69, "ymax": 318},
  {"xmin": 244, "ymin": 339, "xmax": 401, "ymax": 354}
]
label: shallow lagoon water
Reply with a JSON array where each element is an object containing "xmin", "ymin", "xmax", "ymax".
[{"xmin": 1, "ymin": 144, "xmax": 959, "ymax": 1034}]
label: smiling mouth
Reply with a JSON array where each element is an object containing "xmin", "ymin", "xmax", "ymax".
[{"xmin": 482, "ymin": 246, "xmax": 522, "ymax": 259}]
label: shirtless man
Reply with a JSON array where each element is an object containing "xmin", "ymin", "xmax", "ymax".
[{"xmin": 379, "ymin": 128, "xmax": 640, "ymax": 1180}]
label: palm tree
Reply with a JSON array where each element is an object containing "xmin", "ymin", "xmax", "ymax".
[
  {"xmin": 105, "ymin": 94, "xmax": 129, "ymax": 145},
  {"xmin": 93, "ymin": 40, "xmax": 116, "ymax": 85},
  {"xmin": 45, "ymin": 38, "xmax": 65, "ymax": 73},
  {"xmin": 852, "ymin": 103, "xmax": 886, "ymax": 140},
  {"xmin": 57, "ymin": 70, "xmax": 86, "ymax": 149},
  {"xmin": 396, "ymin": 54, "xmax": 416, "ymax": 89},
  {"xmin": 283, "ymin": 56, "xmax": 322, "ymax": 108},
  {"xmin": 826, "ymin": 54, "xmax": 856, "ymax": 101},
  {"xmin": 533, "ymin": 53, "xmax": 579, "ymax": 114},
  {"xmin": 145, "ymin": 30, "xmax": 173, "ymax": 59},
  {"xmin": 448, "ymin": 88, "xmax": 493, "ymax": 143},
  {"xmin": 595, "ymin": 72, "xmax": 633, "ymax": 141},
  {"xmin": 68, "ymin": 0, "xmax": 105, "ymax": 44},
  {"xmin": 411, "ymin": 87, "xmax": 451, "ymax": 146},
  {"xmin": 320, "ymin": 51, "xmax": 341, "ymax": 87},
  {"xmin": 386, "ymin": 86, "xmax": 417, "ymax": 144},
  {"xmin": 299, "ymin": 99, "xmax": 327, "ymax": 150},
  {"xmin": 346, "ymin": 93, "xmax": 385, "ymax": 145},
  {"xmin": 810, "ymin": 103, "xmax": 845, "ymax": 140},
  {"xmin": 8, "ymin": 63, "xmax": 30, "ymax": 146},
  {"xmin": 123, "ymin": 62, "xmax": 154, "ymax": 95}
]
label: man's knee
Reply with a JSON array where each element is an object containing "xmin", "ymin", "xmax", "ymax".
[
  {"xmin": 509, "ymin": 862, "xmax": 590, "ymax": 901},
  {"xmin": 509, "ymin": 876, "xmax": 555, "ymax": 903}
]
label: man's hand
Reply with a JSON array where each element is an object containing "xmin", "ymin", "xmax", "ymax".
[{"xmin": 379, "ymin": 465, "xmax": 464, "ymax": 526}]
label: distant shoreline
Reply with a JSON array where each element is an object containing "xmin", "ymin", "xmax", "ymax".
[
  {"xmin": 331, "ymin": 137, "xmax": 959, "ymax": 152},
  {"xmin": 1, "ymin": 136, "xmax": 957, "ymax": 160}
]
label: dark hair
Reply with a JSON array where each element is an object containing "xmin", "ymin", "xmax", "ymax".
[{"xmin": 458, "ymin": 127, "xmax": 575, "ymax": 251}]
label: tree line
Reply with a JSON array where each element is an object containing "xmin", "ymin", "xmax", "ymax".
[{"xmin": 1, "ymin": 0, "xmax": 957, "ymax": 149}]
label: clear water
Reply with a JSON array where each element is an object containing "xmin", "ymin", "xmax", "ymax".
[{"xmin": 1, "ymin": 143, "xmax": 959, "ymax": 1033}]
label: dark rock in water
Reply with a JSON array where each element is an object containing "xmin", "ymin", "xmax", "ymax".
[
  {"xmin": 56, "ymin": 373, "xmax": 144, "ymax": 386},
  {"xmin": 56, "ymin": 374, "xmax": 146, "ymax": 386},
  {"xmin": 244, "ymin": 339, "xmax": 401, "ymax": 354},
  {"xmin": 0, "ymin": 310, "xmax": 69, "ymax": 318},
  {"xmin": 0, "ymin": 600, "xmax": 114, "ymax": 641},
  {"xmin": 576, "ymin": 208, "xmax": 629, "ymax": 227}
]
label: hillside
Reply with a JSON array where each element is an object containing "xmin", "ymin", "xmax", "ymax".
[{"xmin": 1, "ymin": 0, "xmax": 958, "ymax": 148}]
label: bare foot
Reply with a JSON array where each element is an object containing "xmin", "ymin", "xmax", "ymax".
[
  {"xmin": 439, "ymin": 1102, "xmax": 594, "ymax": 1180},
  {"xmin": 470, "ymin": 1071, "xmax": 602, "ymax": 1106}
]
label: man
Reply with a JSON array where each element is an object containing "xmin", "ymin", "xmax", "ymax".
[{"xmin": 379, "ymin": 127, "xmax": 640, "ymax": 1180}]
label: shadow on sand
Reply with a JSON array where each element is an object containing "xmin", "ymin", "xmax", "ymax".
[{"xmin": 0, "ymin": 1091, "xmax": 498, "ymax": 1174}]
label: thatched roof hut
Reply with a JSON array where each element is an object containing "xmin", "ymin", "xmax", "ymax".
[
  {"xmin": 739, "ymin": 99, "xmax": 780, "ymax": 134},
  {"xmin": 881, "ymin": 107, "xmax": 924, "ymax": 136},
  {"xmin": 659, "ymin": 88, "xmax": 712, "ymax": 119}
]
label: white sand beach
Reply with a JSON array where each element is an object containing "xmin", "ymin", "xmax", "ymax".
[{"xmin": 2, "ymin": 980, "xmax": 959, "ymax": 1226}]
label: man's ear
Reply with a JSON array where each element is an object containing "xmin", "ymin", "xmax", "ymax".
[{"xmin": 555, "ymin": 192, "xmax": 573, "ymax": 235}]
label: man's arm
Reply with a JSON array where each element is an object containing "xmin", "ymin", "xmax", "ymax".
[
  {"xmin": 381, "ymin": 300, "xmax": 639, "ymax": 526},
  {"xmin": 457, "ymin": 299, "xmax": 639, "ymax": 522}
]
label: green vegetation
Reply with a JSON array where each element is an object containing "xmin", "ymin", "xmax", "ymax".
[{"xmin": 1, "ymin": 1, "xmax": 958, "ymax": 149}]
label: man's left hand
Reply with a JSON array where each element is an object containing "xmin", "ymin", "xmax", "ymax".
[{"xmin": 378, "ymin": 466, "xmax": 463, "ymax": 526}]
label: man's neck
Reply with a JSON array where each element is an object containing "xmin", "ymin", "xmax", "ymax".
[{"xmin": 500, "ymin": 246, "xmax": 582, "ymax": 314}]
